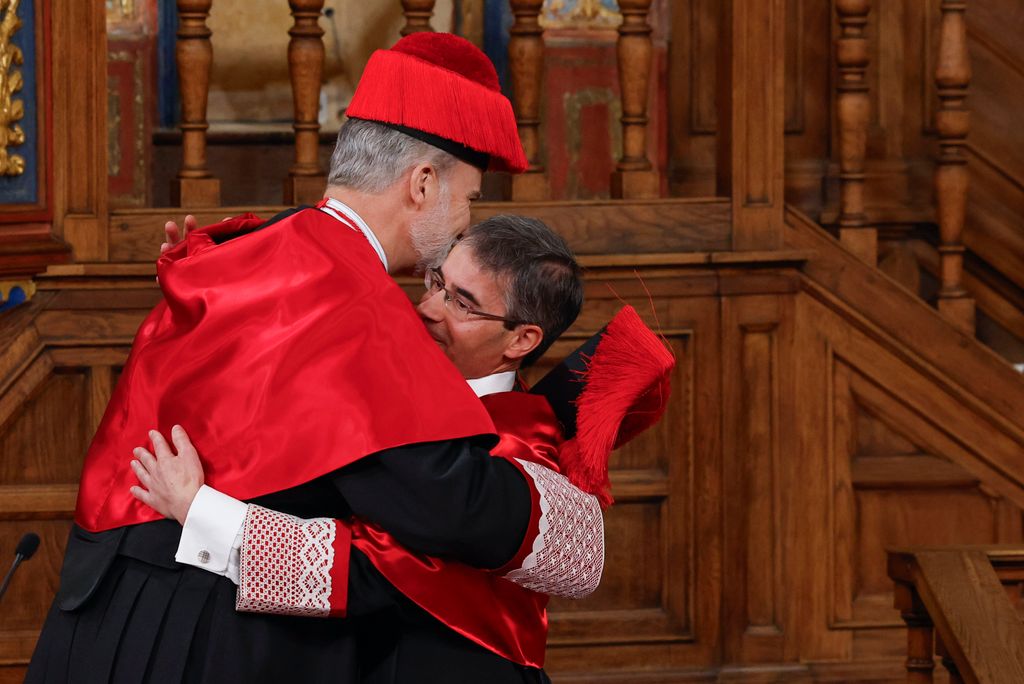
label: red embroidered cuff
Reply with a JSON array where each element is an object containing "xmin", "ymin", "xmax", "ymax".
[{"xmin": 236, "ymin": 505, "xmax": 351, "ymax": 618}]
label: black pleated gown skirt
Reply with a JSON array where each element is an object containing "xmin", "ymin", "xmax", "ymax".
[{"xmin": 26, "ymin": 523, "xmax": 360, "ymax": 684}]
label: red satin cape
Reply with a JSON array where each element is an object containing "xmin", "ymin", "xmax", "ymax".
[
  {"xmin": 75, "ymin": 209, "xmax": 495, "ymax": 532},
  {"xmin": 351, "ymin": 391, "xmax": 563, "ymax": 668}
]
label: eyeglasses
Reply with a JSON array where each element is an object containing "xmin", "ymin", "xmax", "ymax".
[{"xmin": 424, "ymin": 268, "xmax": 530, "ymax": 326}]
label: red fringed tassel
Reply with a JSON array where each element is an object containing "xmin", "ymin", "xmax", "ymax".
[
  {"xmin": 560, "ymin": 306, "xmax": 675, "ymax": 509},
  {"xmin": 347, "ymin": 50, "xmax": 528, "ymax": 174}
]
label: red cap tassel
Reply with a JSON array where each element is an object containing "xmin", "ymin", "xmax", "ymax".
[{"xmin": 559, "ymin": 306, "xmax": 675, "ymax": 509}]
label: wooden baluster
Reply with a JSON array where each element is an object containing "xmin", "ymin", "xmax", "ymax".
[
  {"xmin": 507, "ymin": 0, "xmax": 547, "ymax": 200},
  {"xmin": 172, "ymin": 0, "xmax": 220, "ymax": 207},
  {"xmin": 835, "ymin": 0, "xmax": 876, "ymax": 265},
  {"xmin": 284, "ymin": 0, "xmax": 327, "ymax": 205},
  {"xmin": 935, "ymin": 634, "xmax": 965, "ymax": 684},
  {"xmin": 611, "ymin": 0, "xmax": 659, "ymax": 199},
  {"xmin": 400, "ymin": 0, "xmax": 435, "ymax": 35},
  {"xmin": 934, "ymin": 0, "xmax": 975, "ymax": 334},
  {"xmin": 894, "ymin": 582, "xmax": 936, "ymax": 683}
]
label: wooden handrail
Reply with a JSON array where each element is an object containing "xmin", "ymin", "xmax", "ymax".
[{"xmin": 888, "ymin": 547, "xmax": 1024, "ymax": 683}]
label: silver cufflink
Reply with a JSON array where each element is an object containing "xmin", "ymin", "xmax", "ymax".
[{"xmin": 198, "ymin": 550, "xmax": 210, "ymax": 564}]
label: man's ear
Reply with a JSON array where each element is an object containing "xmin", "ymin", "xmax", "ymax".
[
  {"xmin": 407, "ymin": 162, "xmax": 437, "ymax": 209},
  {"xmin": 504, "ymin": 324, "xmax": 544, "ymax": 363}
]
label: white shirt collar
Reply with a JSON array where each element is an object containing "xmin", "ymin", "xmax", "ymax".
[
  {"xmin": 466, "ymin": 371, "xmax": 517, "ymax": 398},
  {"xmin": 318, "ymin": 198, "xmax": 389, "ymax": 272}
]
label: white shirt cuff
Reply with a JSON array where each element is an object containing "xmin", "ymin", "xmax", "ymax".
[{"xmin": 175, "ymin": 484, "xmax": 248, "ymax": 584}]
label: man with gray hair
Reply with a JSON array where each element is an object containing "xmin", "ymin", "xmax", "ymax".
[
  {"xmin": 28, "ymin": 33, "xmax": 602, "ymax": 684},
  {"xmin": 127, "ymin": 215, "xmax": 597, "ymax": 683}
]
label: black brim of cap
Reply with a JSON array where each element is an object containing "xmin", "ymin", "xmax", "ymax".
[{"xmin": 354, "ymin": 119, "xmax": 491, "ymax": 172}]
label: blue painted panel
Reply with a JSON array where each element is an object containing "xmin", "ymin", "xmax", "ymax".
[
  {"xmin": 157, "ymin": 0, "xmax": 179, "ymax": 127},
  {"xmin": 0, "ymin": 286, "xmax": 27, "ymax": 313},
  {"xmin": 483, "ymin": 0, "xmax": 513, "ymax": 96},
  {"xmin": 0, "ymin": 0, "xmax": 39, "ymax": 205}
]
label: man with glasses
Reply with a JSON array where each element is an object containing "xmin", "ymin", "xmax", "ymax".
[{"xmin": 128, "ymin": 215, "xmax": 600, "ymax": 683}]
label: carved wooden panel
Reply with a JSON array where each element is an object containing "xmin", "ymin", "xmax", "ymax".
[
  {"xmin": 828, "ymin": 357, "xmax": 1018, "ymax": 630},
  {"xmin": 523, "ymin": 320, "xmax": 696, "ymax": 647},
  {"xmin": 0, "ymin": 348, "xmax": 129, "ymax": 673},
  {"xmin": 721, "ymin": 294, "xmax": 792, "ymax": 663},
  {"xmin": 532, "ymin": 287, "xmax": 722, "ymax": 678}
]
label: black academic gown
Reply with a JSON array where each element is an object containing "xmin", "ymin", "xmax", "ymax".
[{"xmin": 26, "ymin": 439, "xmax": 547, "ymax": 684}]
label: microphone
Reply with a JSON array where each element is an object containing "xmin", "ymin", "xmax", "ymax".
[{"xmin": 0, "ymin": 533, "xmax": 40, "ymax": 604}]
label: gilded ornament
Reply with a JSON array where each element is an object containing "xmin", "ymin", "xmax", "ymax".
[{"xmin": 1, "ymin": 0, "xmax": 26, "ymax": 177}]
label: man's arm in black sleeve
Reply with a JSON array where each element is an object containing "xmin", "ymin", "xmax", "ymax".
[{"xmin": 332, "ymin": 439, "xmax": 531, "ymax": 569}]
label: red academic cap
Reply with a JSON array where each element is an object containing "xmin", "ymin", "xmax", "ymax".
[
  {"xmin": 346, "ymin": 32, "xmax": 528, "ymax": 174},
  {"xmin": 530, "ymin": 306, "xmax": 676, "ymax": 508}
]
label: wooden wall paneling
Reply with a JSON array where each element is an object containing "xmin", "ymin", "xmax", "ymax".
[
  {"xmin": 535, "ymin": 284, "xmax": 721, "ymax": 678},
  {"xmin": 716, "ymin": 0, "xmax": 786, "ymax": 250},
  {"xmin": 0, "ymin": 341, "xmax": 120, "ymax": 671},
  {"xmin": 667, "ymin": 0, "xmax": 717, "ymax": 197},
  {"xmin": 721, "ymin": 294, "xmax": 791, "ymax": 664},
  {"xmin": 0, "ymin": 283, "xmax": 147, "ymax": 682},
  {"xmin": 788, "ymin": 295, "xmax": 850, "ymax": 663},
  {"xmin": 51, "ymin": 0, "xmax": 108, "ymax": 261},
  {"xmin": 783, "ymin": 0, "xmax": 833, "ymax": 219},
  {"xmin": 794, "ymin": 290, "xmax": 1024, "ymax": 668},
  {"xmin": 107, "ymin": 200, "xmax": 733, "ymax": 264}
]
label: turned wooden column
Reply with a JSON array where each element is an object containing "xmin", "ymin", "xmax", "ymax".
[
  {"xmin": 507, "ymin": 0, "xmax": 547, "ymax": 200},
  {"xmin": 172, "ymin": 0, "xmax": 220, "ymax": 207},
  {"xmin": 835, "ymin": 0, "xmax": 876, "ymax": 265},
  {"xmin": 400, "ymin": 0, "xmax": 435, "ymax": 35},
  {"xmin": 716, "ymin": 0, "xmax": 786, "ymax": 249},
  {"xmin": 894, "ymin": 583, "xmax": 936, "ymax": 683},
  {"xmin": 611, "ymin": 0, "xmax": 659, "ymax": 199},
  {"xmin": 934, "ymin": 0, "xmax": 975, "ymax": 334},
  {"xmin": 284, "ymin": 0, "xmax": 327, "ymax": 205}
]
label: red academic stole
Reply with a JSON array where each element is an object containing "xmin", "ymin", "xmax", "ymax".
[
  {"xmin": 349, "ymin": 391, "xmax": 564, "ymax": 669},
  {"xmin": 75, "ymin": 208, "xmax": 495, "ymax": 532}
]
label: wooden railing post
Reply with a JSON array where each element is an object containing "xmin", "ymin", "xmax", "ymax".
[
  {"xmin": 400, "ymin": 0, "xmax": 435, "ymax": 35},
  {"xmin": 835, "ymin": 0, "xmax": 876, "ymax": 265},
  {"xmin": 716, "ymin": 0, "xmax": 785, "ymax": 250},
  {"xmin": 934, "ymin": 0, "xmax": 975, "ymax": 334},
  {"xmin": 172, "ymin": 0, "xmax": 220, "ymax": 207},
  {"xmin": 610, "ymin": 0, "xmax": 659, "ymax": 199},
  {"xmin": 284, "ymin": 0, "xmax": 327, "ymax": 205},
  {"xmin": 893, "ymin": 582, "xmax": 936, "ymax": 683},
  {"xmin": 507, "ymin": 0, "xmax": 547, "ymax": 200}
]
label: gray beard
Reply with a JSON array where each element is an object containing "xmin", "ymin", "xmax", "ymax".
[{"xmin": 409, "ymin": 196, "xmax": 455, "ymax": 274}]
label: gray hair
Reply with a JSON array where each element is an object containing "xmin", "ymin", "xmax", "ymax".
[
  {"xmin": 460, "ymin": 216, "xmax": 584, "ymax": 367},
  {"xmin": 327, "ymin": 118, "xmax": 459, "ymax": 194}
]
